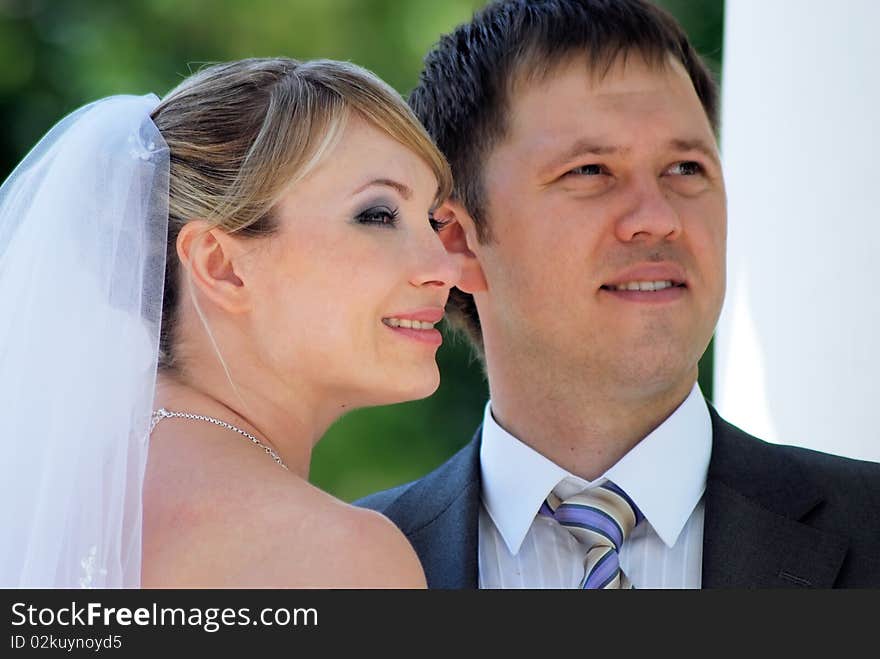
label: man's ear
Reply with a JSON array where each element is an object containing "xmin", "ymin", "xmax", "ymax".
[
  {"xmin": 435, "ymin": 199, "xmax": 488, "ymax": 294},
  {"xmin": 176, "ymin": 221, "xmax": 250, "ymax": 314}
]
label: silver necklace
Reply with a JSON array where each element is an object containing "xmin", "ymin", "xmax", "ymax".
[{"xmin": 150, "ymin": 408, "xmax": 289, "ymax": 471}]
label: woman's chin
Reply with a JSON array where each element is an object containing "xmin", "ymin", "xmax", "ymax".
[{"xmin": 373, "ymin": 365, "xmax": 441, "ymax": 405}]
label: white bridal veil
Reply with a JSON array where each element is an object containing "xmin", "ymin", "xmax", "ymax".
[{"xmin": 0, "ymin": 95, "xmax": 169, "ymax": 587}]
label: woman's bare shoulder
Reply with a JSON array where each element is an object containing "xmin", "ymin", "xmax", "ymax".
[
  {"xmin": 289, "ymin": 497, "xmax": 427, "ymax": 589},
  {"xmin": 142, "ymin": 441, "xmax": 424, "ymax": 588}
]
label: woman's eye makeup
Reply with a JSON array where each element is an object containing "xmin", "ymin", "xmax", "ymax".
[
  {"xmin": 355, "ymin": 203, "xmax": 451, "ymax": 233},
  {"xmin": 355, "ymin": 205, "xmax": 400, "ymax": 227},
  {"xmin": 428, "ymin": 212, "xmax": 451, "ymax": 233}
]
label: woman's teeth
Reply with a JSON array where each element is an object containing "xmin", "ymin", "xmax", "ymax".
[{"xmin": 383, "ymin": 318, "xmax": 437, "ymax": 330}]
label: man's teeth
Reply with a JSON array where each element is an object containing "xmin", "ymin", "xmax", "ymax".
[
  {"xmin": 611, "ymin": 280, "xmax": 675, "ymax": 291},
  {"xmin": 383, "ymin": 318, "xmax": 437, "ymax": 330}
]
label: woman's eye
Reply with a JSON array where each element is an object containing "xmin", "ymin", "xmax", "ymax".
[
  {"xmin": 667, "ymin": 161, "xmax": 704, "ymax": 176},
  {"xmin": 568, "ymin": 164, "xmax": 605, "ymax": 176},
  {"xmin": 429, "ymin": 213, "xmax": 451, "ymax": 233},
  {"xmin": 356, "ymin": 206, "xmax": 399, "ymax": 227}
]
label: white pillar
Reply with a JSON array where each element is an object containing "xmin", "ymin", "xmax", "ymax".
[{"xmin": 715, "ymin": 0, "xmax": 880, "ymax": 462}]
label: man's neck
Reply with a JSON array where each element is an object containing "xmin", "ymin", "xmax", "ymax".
[{"xmin": 487, "ymin": 366, "xmax": 697, "ymax": 481}]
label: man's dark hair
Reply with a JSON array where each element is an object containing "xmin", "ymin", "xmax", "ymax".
[{"xmin": 409, "ymin": 0, "xmax": 719, "ymax": 355}]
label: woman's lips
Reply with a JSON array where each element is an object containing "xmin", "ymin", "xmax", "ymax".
[{"xmin": 381, "ymin": 307, "xmax": 445, "ymax": 346}]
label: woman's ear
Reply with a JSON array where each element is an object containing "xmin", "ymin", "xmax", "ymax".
[
  {"xmin": 435, "ymin": 199, "xmax": 488, "ymax": 294},
  {"xmin": 176, "ymin": 221, "xmax": 250, "ymax": 314}
]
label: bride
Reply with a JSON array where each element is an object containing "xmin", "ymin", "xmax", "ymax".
[{"xmin": 0, "ymin": 58, "xmax": 459, "ymax": 587}]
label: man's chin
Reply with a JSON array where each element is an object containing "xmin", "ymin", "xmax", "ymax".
[{"xmin": 595, "ymin": 347, "xmax": 700, "ymax": 397}]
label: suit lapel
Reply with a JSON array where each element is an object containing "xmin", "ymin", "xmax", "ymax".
[
  {"xmin": 382, "ymin": 409, "xmax": 850, "ymax": 588},
  {"xmin": 382, "ymin": 428, "xmax": 483, "ymax": 589},
  {"xmin": 702, "ymin": 407, "xmax": 848, "ymax": 587}
]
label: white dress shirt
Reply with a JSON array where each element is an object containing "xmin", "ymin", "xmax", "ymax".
[{"xmin": 478, "ymin": 383, "xmax": 712, "ymax": 589}]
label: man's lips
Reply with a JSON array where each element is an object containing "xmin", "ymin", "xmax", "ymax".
[
  {"xmin": 600, "ymin": 263, "xmax": 688, "ymax": 292},
  {"xmin": 599, "ymin": 284, "xmax": 685, "ymax": 303}
]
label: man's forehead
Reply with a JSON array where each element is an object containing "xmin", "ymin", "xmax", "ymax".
[
  {"xmin": 510, "ymin": 49, "xmax": 688, "ymax": 98},
  {"xmin": 503, "ymin": 53, "xmax": 712, "ymax": 144}
]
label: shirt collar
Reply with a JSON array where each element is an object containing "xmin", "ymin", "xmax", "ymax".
[{"xmin": 479, "ymin": 383, "xmax": 712, "ymax": 554}]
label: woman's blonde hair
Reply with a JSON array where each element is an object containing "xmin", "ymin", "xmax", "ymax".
[{"xmin": 150, "ymin": 57, "xmax": 452, "ymax": 371}]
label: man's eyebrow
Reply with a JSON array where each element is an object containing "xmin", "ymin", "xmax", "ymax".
[
  {"xmin": 669, "ymin": 138, "xmax": 721, "ymax": 166},
  {"xmin": 540, "ymin": 138, "xmax": 624, "ymax": 175},
  {"xmin": 352, "ymin": 178, "xmax": 412, "ymax": 200},
  {"xmin": 539, "ymin": 136, "xmax": 721, "ymax": 176}
]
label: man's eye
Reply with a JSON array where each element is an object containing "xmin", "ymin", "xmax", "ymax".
[
  {"xmin": 668, "ymin": 161, "xmax": 704, "ymax": 176},
  {"xmin": 568, "ymin": 164, "xmax": 605, "ymax": 176}
]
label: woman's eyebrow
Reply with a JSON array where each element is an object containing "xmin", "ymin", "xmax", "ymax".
[{"xmin": 352, "ymin": 178, "xmax": 413, "ymax": 200}]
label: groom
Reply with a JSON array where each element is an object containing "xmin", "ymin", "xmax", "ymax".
[{"xmin": 358, "ymin": 0, "xmax": 880, "ymax": 587}]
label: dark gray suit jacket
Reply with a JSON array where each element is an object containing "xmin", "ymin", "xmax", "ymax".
[{"xmin": 356, "ymin": 406, "xmax": 880, "ymax": 588}]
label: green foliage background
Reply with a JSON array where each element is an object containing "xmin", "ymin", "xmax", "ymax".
[{"xmin": 0, "ymin": 0, "xmax": 723, "ymax": 501}]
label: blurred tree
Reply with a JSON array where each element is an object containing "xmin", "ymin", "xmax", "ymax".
[
  {"xmin": 0, "ymin": 0, "xmax": 487, "ymax": 178},
  {"xmin": 0, "ymin": 0, "xmax": 723, "ymax": 501}
]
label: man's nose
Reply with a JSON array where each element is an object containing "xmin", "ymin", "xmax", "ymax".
[{"xmin": 613, "ymin": 177, "xmax": 683, "ymax": 243}]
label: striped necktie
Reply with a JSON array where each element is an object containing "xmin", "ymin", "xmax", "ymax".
[{"xmin": 538, "ymin": 481, "xmax": 644, "ymax": 589}]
